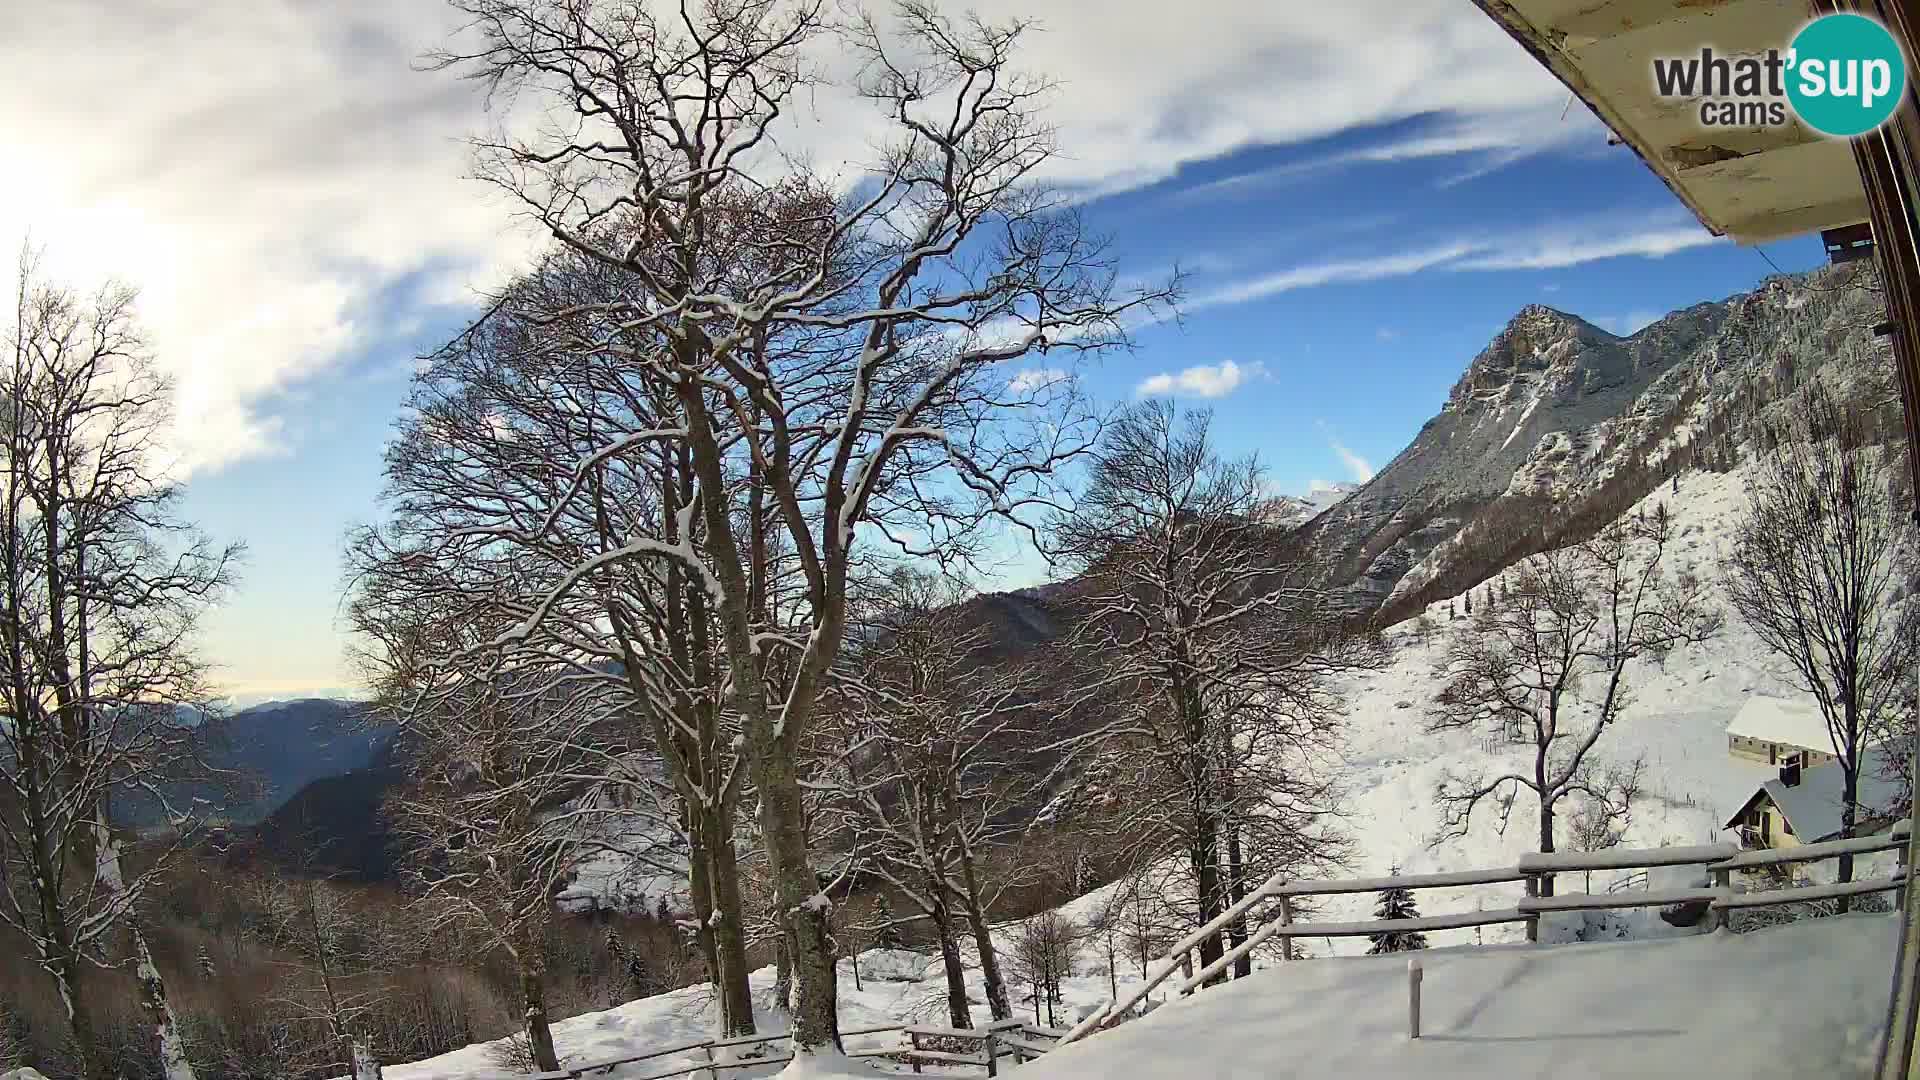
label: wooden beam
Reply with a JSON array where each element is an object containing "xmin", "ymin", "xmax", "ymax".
[{"xmin": 1547, "ymin": 0, "xmax": 1755, "ymax": 43}]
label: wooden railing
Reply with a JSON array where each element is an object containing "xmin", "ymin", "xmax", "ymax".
[
  {"xmin": 1057, "ymin": 820, "xmax": 1913, "ymax": 1047},
  {"xmin": 493, "ymin": 1017, "xmax": 1069, "ymax": 1080}
]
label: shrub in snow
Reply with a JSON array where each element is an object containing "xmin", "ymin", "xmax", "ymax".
[{"xmin": 485, "ymin": 1031, "xmax": 537, "ymax": 1075}]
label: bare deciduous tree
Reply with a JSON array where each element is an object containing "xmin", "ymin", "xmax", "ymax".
[
  {"xmin": 1048, "ymin": 400, "xmax": 1363, "ymax": 981},
  {"xmin": 0, "ymin": 250, "xmax": 238, "ymax": 1080},
  {"xmin": 422, "ymin": 0, "xmax": 1172, "ymax": 1053},
  {"xmin": 249, "ymin": 871, "xmax": 390, "ymax": 1079},
  {"xmin": 1432, "ymin": 506, "xmax": 1714, "ymax": 894},
  {"xmin": 1007, "ymin": 910, "xmax": 1080, "ymax": 1028},
  {"xmin": 820, "ymin": 569, "xmax": 1028, "ymax": 1026},
  {"xmin": 387, "ymin": 674, "xmax": 618, "ymax": 1073},
  {"xmin": 1726, "ymin": 380, "xmax": 1920, "ymax": 901}
]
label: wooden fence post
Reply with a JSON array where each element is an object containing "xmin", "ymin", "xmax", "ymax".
[
  {"xmin": 1407, "ymin": 956, "xmax": 1423, "ymax": 1040},
  {"xmin": 1178, "ymin": 949, "xmax": 1194, "ymax": 995},
  {"xmin": 1279, "ymin": 896, "xmax": 1296, "ymax": 962},
  {"xmin": 908, "ymin": 1029, "xmax": 922, "ymax": 1074},
  {"xmin": 1710, "ymin": 867, "xmax": 1731, "ymax": 930},
  {"xmin": 703, "ymin": 1043, "xmax": 716, "ymax": 1080},
  {"xmin": 984, "ymin": 1029, "xmax": 999, "ymax": 1077},
  {"xmin": 1524, "ymin": 872, "xmax": 1539, "ymax": 942}
]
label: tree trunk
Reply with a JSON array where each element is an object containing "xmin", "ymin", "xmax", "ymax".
[
  {"xmin": 745, "ymin": 729, "xmax": 840, "ymax": 1052},
  {"xmin": 705, "ymin": 817, "xmax": 757, "ymax": 1036},
  {"xmin": 687, "ymin": 814, "xmax": 721, "ymax": 992},
  {"xmin": 1225, "ymin": 822, "xmax": 1250, "ymax": 979},
  {"xmin": 1190, "ymin": 826, "xmax": 1225, "ymax": 980},
  {"xmin": 929, "ymin": 890, "xmax": 972, "ymax": 1030},
  {"xmin": 676, "ymin": 365, "xmax": 837, "ymax": 1056},
  {"xmin": 520, "ymin": 957, "xmax": 560, "ymax": 1072},
  {"xmin": 773, "ymin": 933, "xmax": 793, "ymax": 1016},
  {"xmin": 1173, "ymin": 655, "xmax": 1224, "ymax": 982},
  {"xmin": 134, "ymin": 927, "xmax": 197, "ymax": 1080},
  {"xmin": 48, "ymin": 949, "xmax": 101, "ymax": 1080},
  {"xmin": 955, "ymin": 840, "xmax": 1012, "ymax": 1021},
  {"xmin": 1841, "ymin": 761, "xmax": 1861, "ymax": 914},
  {"xmin": 1538, "ymin": 799, "xmax": 1557, "ymax": 898}
]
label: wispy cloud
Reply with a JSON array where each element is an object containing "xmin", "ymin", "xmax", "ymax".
[
  {"xmin": 1376, "ymin": 327, "xmax": 1401, "ymax": 342},
  {"xmin": 1185, "ymin": 212, "xmax": 1719, "ymax": 315},
  {"xmin": 1318, "ymin": 422, "xmax": 1375, "ymax": 482},
  {"xmin": 1135, "ymin": 360, "xmax": 1266, "ymax": 399},
  {"xmin": 1171, "ymin": 110, "xmax": 1596, "ymax": 204},
  {"xmin": 1450, "ymin": 227, "xmax": 1716, "ymax": 271},
  {"xmin": 1190, "ymin": 244, "xmax": 1476, "ymax": 310}
]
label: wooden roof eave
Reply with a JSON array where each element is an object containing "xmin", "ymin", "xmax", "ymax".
[{"xmin": 1473, "ymin": 0, "xmax": 1872, "ymax": 243}]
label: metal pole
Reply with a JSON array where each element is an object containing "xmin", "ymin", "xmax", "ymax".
[{"xmin": 1408, "ymin": 957, "xmax": 1423, "ymax": 1040}]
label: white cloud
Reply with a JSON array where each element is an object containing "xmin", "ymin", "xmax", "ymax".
[
  {"xmin": 0, "ymin": 0, "xmax": 1579, "ymax": 473},
  {"xmin": 1009, "ymin": 367, "xmax": 1070, "ymax": 393},
  {"xmin": 0, "ymin": 1, "xmax": 533, "ymax": 475},
  {"xmin": 1597, "ymin": 310, "xmax": 1663, "ymax": 336},
  {"xmin": 1376, "ymin": 327, "xmax": 1401, "ymax": 342},
  {"xmin": 1135, "ymin": 360, "xmax": 1266, "ymax": 399}
]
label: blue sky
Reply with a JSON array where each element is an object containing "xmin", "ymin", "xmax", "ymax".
[{"xmin": 0, "ymin": 1, "xmax": 1830, "ymax": 700}]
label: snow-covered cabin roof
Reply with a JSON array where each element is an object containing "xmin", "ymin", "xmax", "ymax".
[
  {"xmin": 1725, "ymin": 741, "xmax": 1909, "ymax": 844},
  {"xmin": 1724, "ymin": 696, "xmax": 1835, "ymax": 753}
]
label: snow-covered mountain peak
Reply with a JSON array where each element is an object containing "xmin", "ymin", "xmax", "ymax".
[{"xmin": 1304, "ymin": 264, "xmax": 1887, "ymax": 616}]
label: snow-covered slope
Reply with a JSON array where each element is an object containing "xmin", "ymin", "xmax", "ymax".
[
  {"xmin": 355, "ymin": 881, "xmax": 1162, "ymax": 1079},
  {"xmin": 367, "ymin": 461, "xmax": 1892, "ymax": 1078},
  {"xmin": 1023, "ymin": 914, "xmax": 1900, "ymax": 1080},
  {"xmin": 1305, "ymin": 463, "xmax": 1832, "ymax": 950}
]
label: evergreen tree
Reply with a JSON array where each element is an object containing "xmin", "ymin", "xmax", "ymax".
[
  {"xmin": 1463, "ymin": 590, "xmax": 1473, "ymax": 616},
  {"xmin": 875, "ymin": 895, "xmax": 905, "ymax": 950},
  {"xmin": 655, "ymin": 896, "xmax": 674, "ymax": 928},
  {"xmin": 197, "ymin": 943, "xmax": 216, "ymax": 981},
  {"xmin": 606, "ymin": 926, "xmax": 628, "ymax": 969},
  {"xmin": 1448, "ymin": 601, "xmax": 1456, "ymax": 621},
  {"xmin": 628, "ymin": 949, "xmax": 654, "ymax": 998},
  {"xmin": 1366, "ymin": 871, "xmax": 1428, "ymax": 955}
]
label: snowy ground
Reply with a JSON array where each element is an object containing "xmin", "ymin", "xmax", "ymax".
[
  {"xmin": 1311, "ymin": 465, "xmax": 1839, "ymax": 952},
  {"xmin": 363, "ymin": 915, "xmax": 1153, "ymax": 1079},
  {"xmin": 1022, "ymin": 915, "xmax": 1902, "ymax": 1080},
  {"xmin": 375, "ymin": 464, "xmax": 1893, "ymax": 1077}
]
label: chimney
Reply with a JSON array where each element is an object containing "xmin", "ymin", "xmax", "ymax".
[{"xmin": 1780, "ymin": 757, "xmax": 1803, "ymax": 788}]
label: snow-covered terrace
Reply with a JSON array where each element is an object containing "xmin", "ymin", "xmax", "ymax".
[{"xmin": 1023, "ymin": 914, "xmax": 1899, "ymax": 1080}]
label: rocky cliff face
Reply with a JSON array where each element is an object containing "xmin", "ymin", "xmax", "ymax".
[{"xmin": 1303, "ymin": 265, "xmax": 1892, "ymax": 616}]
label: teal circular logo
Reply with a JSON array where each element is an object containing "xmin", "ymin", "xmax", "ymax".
[{"xmin": 1787, "ymin": 14, "xmax": 1907, "ymax": 137}]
